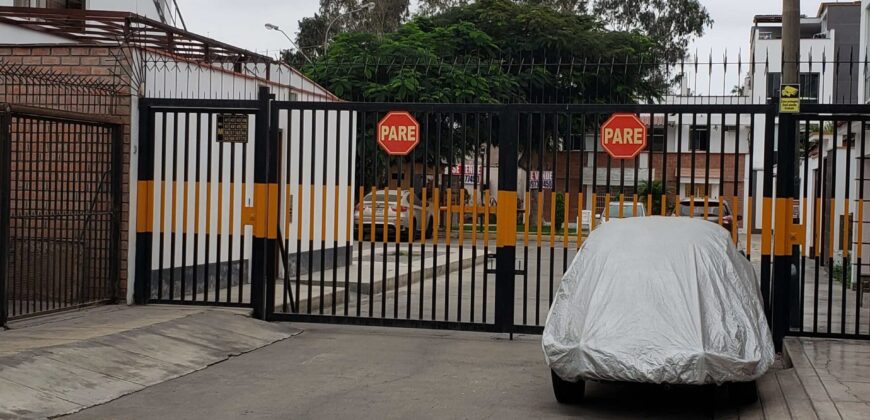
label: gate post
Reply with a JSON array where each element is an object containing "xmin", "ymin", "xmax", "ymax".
[
  {"xmin": 249, "ymin": 86, "xmax": 276, "ymax": 320},
  {"xmin": 772, "ymin": 108, "xmax": 799, "ymax": 352},
  {"xmin": 133, "ymin": 104, "xmax": 154, "ymax": 304},
  {"xmin": 494, "ymin": 108, "xmax": 518, "ymax": 333},
  {"xmin": 0, "ymin": 106, "xmax": 11, "ymax": 327}
]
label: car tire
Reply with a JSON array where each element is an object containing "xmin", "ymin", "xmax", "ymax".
[
  {"xmin": 728, "ymin": 381, "xmax": 758, "ymax": 405},
  {"xmin": 551, "ymin": 370, "xmax": 585, "ymax": 404}
]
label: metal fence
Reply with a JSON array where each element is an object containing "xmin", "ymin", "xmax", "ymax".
[
  {"xmin": 0, "ymin": 62, "xmax": 123, "ymax": 326},
  {"xmin": 0, "ymin": 109, "xmax": 122, "ymax": 324}
]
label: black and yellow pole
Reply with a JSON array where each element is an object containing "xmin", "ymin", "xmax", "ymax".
[
  {"xmin": 133, "ymin": 105, "xmax": 155, "ymax": 305},
  {"xmin": 494, "ymin": 109, "xmax": 518, "ymax": 334},
  {"xmin": 250, "ymin": 86, "xmax": 276, "ymax": 321}
]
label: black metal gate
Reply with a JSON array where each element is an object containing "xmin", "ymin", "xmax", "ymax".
[
  {"xmin": 263, "ymin": 102, "xmax": 779, "ymax": 336},
  {"xmin": 130, "ymin": 94, "xmax": 870, "ymax": 346},
  {"xmin": 1, "ymin": 105, "xmax": 122, "ymax": 325},
  {"xmin": 133, "ymin": 90, "xmax": 271, "ymax": 317}
]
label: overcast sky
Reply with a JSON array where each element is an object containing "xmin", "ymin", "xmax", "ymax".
[{"xmin": 178, "ymin": 0, "xmax": 824, "ymax": 66}]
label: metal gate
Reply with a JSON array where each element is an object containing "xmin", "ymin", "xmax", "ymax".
[
  {"xmin": 263, "ymin": 102, "xmax": 778, "ymax": 335},
  {"xmin": 1, "ymin": 105, "xmax": 122, "ymax": 325},
  {"xmin": 130, "ymin": 94, "xmax": 870, "ymax": 345},
  {"xmin": 133, "ymin": 90, "xmax": 270, "ymax": 316}
]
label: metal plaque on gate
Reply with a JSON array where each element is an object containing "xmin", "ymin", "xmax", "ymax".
[{"xmin": 217, "ymin": 114, "xmax": 249, "ymax": 143}]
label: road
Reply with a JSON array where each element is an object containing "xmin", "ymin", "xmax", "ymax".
[{"xmin": 63, "ymin": 323, "xmax": 773, "ymax": 420}]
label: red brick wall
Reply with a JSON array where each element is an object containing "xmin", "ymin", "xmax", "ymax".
[{"xmin": 1, "ymin": 44, "xmax": 132, "ymax": 298}]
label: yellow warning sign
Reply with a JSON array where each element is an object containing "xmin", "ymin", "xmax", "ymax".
[{"xmin": 780, "ymin": 84, "xmax": 800, "ymax": 113}]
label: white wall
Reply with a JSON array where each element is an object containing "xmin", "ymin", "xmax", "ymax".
[
  {"xmin": 126, "ymin": 50, "xmax": 343, "ymax": 302},
  {"xmin": 0, "ymin": 22, "xmax": 72, "ymax": 43}
]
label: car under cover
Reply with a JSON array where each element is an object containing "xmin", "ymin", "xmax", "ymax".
[{"xmin": 543, "ymin": 217, "xmax": 775, "ymax": 385}]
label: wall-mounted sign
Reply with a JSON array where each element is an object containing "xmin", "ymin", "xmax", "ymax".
[
  {"xmin": 217, "ymin": 113, "xmax": 249, "ymax": 143},
  {"xmin": 780, "ymin": 84, "xmax": 800, "ymax": 113}
]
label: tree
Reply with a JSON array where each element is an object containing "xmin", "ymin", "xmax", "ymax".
[
  {"xmin": 418, "ymin": 0, "xmax": 712, "ymax": 62},
  {"xmin": 300, "ymin": 0, "xmax": 662, "ymax": 188},
  {"xmin": 287, "ymin": 0, "xmax": 411, "ymax": 63},
  {"xmin": 589, "ymin": 0, "xmax": 712, "ymax": 62}
]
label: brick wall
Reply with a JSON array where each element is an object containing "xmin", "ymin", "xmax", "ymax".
[{"xmin": 1, "ymin": 44, "xmax": 133, "ymax": 299}]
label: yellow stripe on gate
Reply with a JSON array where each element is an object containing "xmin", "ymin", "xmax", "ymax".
[
  {"xmin": 801, "ymin": 198, "xmax": 808, "ymax": 257},
  {"xmin": 731, "ymin": 196, "xmax": 739, "ymax": 245},
  {"xmin": 814, "ymin": 198, "xmax": 821, "ymax": 258},
  {"xmin": 333, "ymin": 185, "xmax": 341, "ymax": 242},
  {"xmin": 774, "ymin": 198, "xmax": 792, "ymax": 257},
  {"xmin": 356, "ymin": 187, "xmax": 366, "ymax": 242},
  {"xmin": 660, "ymin": 194, "xmax": 667, "ymax": 217},
  {"xmin": 843, "ymin": 199, "xmax": 850, "ymax": 258},
  {"xmin": 761, "ymin": 197, "xmax": 773, "ymax": 256},
  {"xmin": 550, "ymin": 191, "xmax": 556, "ymax": 247},
  {"xmin": 346, "ymin": 185, "xmax": 353, "ymax": 242},
  {"xmin": 829, "ymin": 199, "xmax": 836, "ymax": 259},
  {"xmin": 563, "ymin": 193, "xmax": 570, "ymax": 247},
  {"xmin": 136, "ymin": 180, "xmax": 154, "ymax": 233},
  {"xmin": 746, "ymin": 197, "xmax": 753, "ymax": 256},
  {"xmin": 246, "ymin": 183, "xmax": 279, "ymax": 239},
  {"xmin": 433, "ymin": 188, "xmax": 441, "ymax": 246},
  {"xmin": 524, "ymin": 191, "xmax": 530, "ymax": 244},
  {"xmin": 496, "ymin": 191, "xmax": 518, "ymax": 247},
  {"xmin": 536, "ymin": 191, "xmax": 544, "ymax": 243}
]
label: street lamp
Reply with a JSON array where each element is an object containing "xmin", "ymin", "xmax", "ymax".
[
  {"xmin": 265, "ymin": 23, "xmax": 313, "ymax": 64},
  {"xmin": 323, "ymin": 2, "xmax": 375, "ymax": 55}
]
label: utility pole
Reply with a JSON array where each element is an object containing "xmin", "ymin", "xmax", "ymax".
[{"xmin": 773, "ymin": 0, "xmax": 801, "ymax": 352}]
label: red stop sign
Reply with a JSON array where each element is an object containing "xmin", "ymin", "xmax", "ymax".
[
  {"xmin": 378, "ymin": 111, "xmax": 420, "ymax": 156},
  {"xmin": 600, "ymin": 113, "xmax": 648, "ymax": 159}
]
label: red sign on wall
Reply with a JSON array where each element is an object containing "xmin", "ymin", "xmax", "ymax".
[
  {"xmin": 600, "ymin": 113, "xmax": 648, "ymax": 159},
  {"xmin": 377, "ymin": 112, "xmax": 420, "ymax": 156}
]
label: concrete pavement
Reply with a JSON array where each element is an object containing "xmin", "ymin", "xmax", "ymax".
[
  {"xmin": 63, "ymin": 323, "xmax": 801, "ymax": 420},
  {"xmin": 0, "ymin": 306, "xmax": 299, "ymax": 419}
]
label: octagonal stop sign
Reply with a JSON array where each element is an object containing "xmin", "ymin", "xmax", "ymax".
[
  {"xmin": 378, "ymin": 111, "xmax": 420, "ymax": 156},
  {"xmin": 600, "ymin": 113, "xmax": 648, "ymax": 159}
]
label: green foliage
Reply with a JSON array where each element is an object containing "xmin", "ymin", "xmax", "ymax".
[
  {"xmin": 555, "ymin": 192, "xmax": 566, "ymax": 232},
  {"xmin": 637, "ymin": 180, "xmax": 666, "ymax": 216}
]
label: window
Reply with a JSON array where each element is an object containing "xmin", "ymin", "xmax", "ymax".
[
  {"xmin": 766, "ymin": 72, "xmax": 821, "ymax": 103},
  {"xmin": 690, "ymin": 125, "xmax": 709, "ymax": 151},
  {"xmin": 650, "ymin": 127, "xmax": 666, "ymax": 152}
]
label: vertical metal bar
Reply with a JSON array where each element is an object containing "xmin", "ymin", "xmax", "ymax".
[
  {"xmin": 295, "ymin": 110, "xmax": 305, "ymax": 313},
  {"xmin": 445, "ymin": 113, "xmax": 454, "ymax": 322},
  {"xmin": 432, "ymin": 112, "xmax": 441, "ymax": 322},
  {"xmin": 204, "ymin": 113, "xmax": 213, "ymax": 303},
  {"xmin": 828, "ymin": 121, "xmax": 838, "ymax": 333},
  {"xmin": 419, "ymin": 112, "xmax": 430, "ymax": 320},
  {"xmin": 549, "ymin": 112, "xmax": 557, "ymax": 308},
  {"xmin": 406, "ymin": 113, "xmax": 415, "ymax": 320},
  {"xmin": 181, "ymin": 113, "xmax": 190, "ymax": 301},
  {"xmin": 216, "ymin": 112, "xmax": 226, "ymax": 304},
  {"xmin": 471, "ymin": 112, "xmax": 479, "ymax": 323},
  {"xmin": 760, "ymin": 104, "xmax": 776, "ymax": 323},
  {"xmin": 523, "ymin": 112, "xmax": 531, "ymax": 325},
  {"xmin": 321, "ymin": 110, "xmax": 329, "ymax": 315},
  {"xmin": 841, "ymin": 121, "xmax": 852, "ymax": 335},
  {"xmin": 158, "ymin": 113, "xmax": 169, "ymax": 301},
  {"xmin": 169, "ymin": 113, "xmax": 179, "ymax": 301},
  {"xmin": 536, "ymin": 112, "xmax": 544, "ymax": 325},
  {"xmin": 857, "ymin": 121, "xmax": 866, "ymax": 336},
  {"xmin": 239, "ymin": 115, "xmax": 249, "ymax": 305},
  {"xmin": 0, "ymin": 108, "xmax": 11, "ymax": 326},
  {"xmin": 110, "ymin": 123, "xmax": 122, "ymax": 304},
  {"xmin": 483, "ymin": 113, "xmax": 492, "ymax": 324},
  {"xmin": 309, "ymin": 110, "xmax": 318, "ymax": 314},
  {"xmin": 800, "ymin": 119, "xmax": 810, "ymax": 332},
  {"xmin": 747, "ymin": 114, "xmax": 756, "ymax": 259},
  {"xmin": 457, "ymin": 113, "xmax": 466, "ymax": 323},
  {"xmin": 662, "ymin": 114, "xmax": 670, "ymax": 217}
]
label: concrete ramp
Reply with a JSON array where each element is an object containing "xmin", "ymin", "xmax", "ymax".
[{"xmin": 0, "ymin": 306, "xmax": 300, "ymax": 419}]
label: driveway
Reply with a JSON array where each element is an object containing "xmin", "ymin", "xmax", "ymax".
[{"xmin": 64, "ymin": 323, "xmax": 788, "ymax": 420}]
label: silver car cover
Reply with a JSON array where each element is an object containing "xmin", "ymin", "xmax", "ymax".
[{"xmin": 543, "ymin": 217, "xmax": 775, "ymax": 385}]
